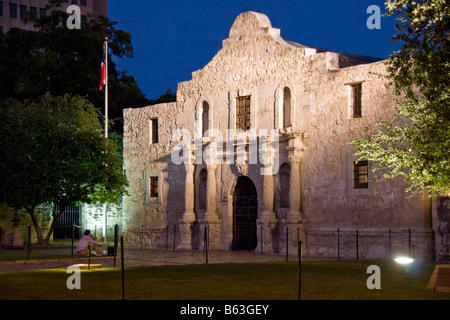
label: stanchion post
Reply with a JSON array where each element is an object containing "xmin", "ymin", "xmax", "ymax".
[
  {"xmin": 388, "ymin": 229, "xmax": 391, "ymax": 260},
  {"xmin": 205, "ymin": 226, "xmax": 208, "ymax": 264},
  {"xmin": 121, "ymin": 235, "xmax": 125, "ymax": 300},
  {"xmin": 337, "ymin": 228, "xmax": 340, "ymax": 260},
  {"xmin": 88, "ymin": 244, "xmax": 91, "ymax": 270},
  {"xmin": 286, "ymin": 227, "xmax": 289, "ymax": 262},
  {"xmin": 140, "ymin": 225, "xmax": 144, "ymax": 250},
  {"xmin": 356, "ymin": 229, "xmax": 359, "ymax": 260},
  {"xmin": 298, "ymin": 240, "xmax": 302, "ymax": 300},
  {"xmin": 27, "ymin": 226, "xmax": 31, "ymax": 259},
  {"xmin": 260, "ymin": 226, "xmax": 263, "ymax": 255},
  {"xmin": 71, "ymin": 223, "xmax": 75, "ymax": 255},
  {"xmin": 114, "ymin": 224, "xmax": 118, "ymax": 267},
  {"xmin": 173, "ymin": 226, "xmax": 177, "ymax": 252},
  {"xmin": 166, "ymin": 225, "xmax": 169, "ymax": 251},
  {"xmin": 408, "ymin": 228, "xmax": 412, "ymax": 257}
]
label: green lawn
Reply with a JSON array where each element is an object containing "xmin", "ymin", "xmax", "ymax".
[{"xmin": 0, "ymin": 260, "xmax": 448, "ymax": 300}]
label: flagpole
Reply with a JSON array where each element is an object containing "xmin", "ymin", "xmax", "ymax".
[{"xmin": 104, "ymin": 37, "xmax": 108, "ymax": 243}]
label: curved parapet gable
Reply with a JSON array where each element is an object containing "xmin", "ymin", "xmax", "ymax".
[{"xmin": 228, "ymin": 11, "xmax": 298, "ymax": 50}]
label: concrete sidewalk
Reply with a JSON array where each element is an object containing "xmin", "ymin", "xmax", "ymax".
[{"xmin": 0, "ymin": 247, "xmax": 294, "ymax": 272}]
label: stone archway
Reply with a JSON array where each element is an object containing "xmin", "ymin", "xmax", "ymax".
[{"xmin": 232, "ymin": 176, "xmax": 258, "ymax": 250}]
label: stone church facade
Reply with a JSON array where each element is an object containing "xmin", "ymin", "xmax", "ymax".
[{"xmin": 122, "ymin": 12, "xmax": 437, "ymax": 260}]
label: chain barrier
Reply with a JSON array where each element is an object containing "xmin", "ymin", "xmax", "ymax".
[{"xmin": 122, "ymin": 224, "xmax": 446, "ymax": 261}]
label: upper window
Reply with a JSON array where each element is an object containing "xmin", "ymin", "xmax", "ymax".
[
  {"xmin": 351, "ymin": 83, "xmax": 362, "ymax": 118},
  {"xmin": 151, "ymin": 118, "xmax": 158, "ymax": 144},
  {"xmin": 9, "ymin": 3, "xmax": 17, "ymax": 19},
  {"xmin": 283, "ymin": 87, "xmax": 292, "ymax": 128},
  {"xmin": 0, "ymin": 2, "xmax": 3, "ymax": 17},
  {"xmin": 236, "ymin": 96, "xmax": 251, "ymax": 131},
  {"xmin": 19, "ymin": 5, "xmax": 26, "ymax": 20},
  {"xmin": 80, "ymin": 0, "xmax": 87, "ymax": 6},
  {"xmin": 150, "ymin": 176, "xmax": 159, "ymax": 198},
  {"xmin": 353, "ymin": 160, "xmax": 369, "ymax": 189},
  {"xmin": 202, "ymin": 101, "xmax": 209, "ymax": 137}
]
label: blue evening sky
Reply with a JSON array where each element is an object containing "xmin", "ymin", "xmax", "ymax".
[{"xmin": 109, "ymin": 0, "xmax": 401, "ymax": 100}]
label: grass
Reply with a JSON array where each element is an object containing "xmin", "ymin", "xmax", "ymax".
[{"xmin": 0, "ymin": 260, "xmax": 448, "ymax": 300}]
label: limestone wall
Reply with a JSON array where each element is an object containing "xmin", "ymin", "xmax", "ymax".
[{"xmin": 122, "ymin": 12, "xmax": 433, "ymax": 258}]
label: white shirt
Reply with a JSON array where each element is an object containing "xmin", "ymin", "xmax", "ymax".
[{"xmin": 76, "ymin": 235, "xmax": 99, "ymax": 253}]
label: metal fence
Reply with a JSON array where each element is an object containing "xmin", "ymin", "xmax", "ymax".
[{"xmin": 123, "ymin": 225, "xmax": 446, "ymax": 262}]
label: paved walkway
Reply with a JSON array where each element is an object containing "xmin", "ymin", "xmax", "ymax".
[{"xmin": 0, "ymin": 246, "xmax": 295, "ymax": 272}]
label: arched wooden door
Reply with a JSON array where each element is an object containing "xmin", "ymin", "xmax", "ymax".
[{"xmin": 232, "ymin": 176, "xmax": 258, "ymax": 250}]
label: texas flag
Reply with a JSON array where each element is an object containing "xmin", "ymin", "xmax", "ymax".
[{"xmin": 99, "ymin": 44, "xmax": 106, "ymax": 91}]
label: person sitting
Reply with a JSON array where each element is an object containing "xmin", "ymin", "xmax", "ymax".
[{"xmin": 76, "ymin": 230, "xmax": 104, "ymax": 256}]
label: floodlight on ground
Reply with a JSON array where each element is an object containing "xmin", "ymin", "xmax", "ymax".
[{"xmin": 394, "ymin": 257, "xmax": 414, "ymax": 265}]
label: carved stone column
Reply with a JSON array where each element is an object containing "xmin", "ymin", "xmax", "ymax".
[
  {"xmin": 287, "ymin": 155, "xmax": 303, "ymax": 222},
  {"xmin": 256, "ymin": 163, "xmax": 278, "ymax": 253},
  {"xmin": 205, "ymin": 163, "xmax": 219, "ymax": 221},
  {"xmin": 178, "ymin": 162, "xmax": 196, "ymax": 249},
  {"xmin": 280, "ymin": 154, "xmax": 305, "ymax": 255}
]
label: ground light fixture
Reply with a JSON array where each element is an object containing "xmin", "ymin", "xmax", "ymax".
[
  {"xmin": 394, "ymin": 257, "xmax": 414, "ymax": 265},
  {"xmin": 394, "ymin": 256, "xmax": 414, "ymax": 274}
]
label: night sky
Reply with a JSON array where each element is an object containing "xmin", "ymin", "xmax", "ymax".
[{"xmin": 109, "ymin": 0, "xmax": 401, "ymax": 100}]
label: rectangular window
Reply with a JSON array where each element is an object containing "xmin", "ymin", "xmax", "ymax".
[
  {"xmin": 150, "ymin": 177, "xmax": 158, "ymax": 198},
  {"xmin": 40, "ymin": 8, "xmax": 46, "ymax": 18},
  {"xmin": 10, "ymin": 3, "xmax": 17, "ymax": 19},
  {"xmin": 19, "ymin": 5, "xmax": 26, "ymax": 20},
  {"xmin": 351, "ymin": 83, "xmax": 362, "ymax": 118},
  {"xmin": 236, "ymin": 96, "xmax": 251, "ymax": 131},
  {"xmin": 0, "ymin": 26, "xmax": 3, "ymax": 34},
  {"xmin": 80, "ymin": 0, "xmax": 87, "ymax": 6},
  {"xmin": 353, "ymin": 160, "xmax": 369, "ymax": 189},
  {"xmin": 30, "ymin": 6, "xmax": 37, "ymax": 15},
  {"xmin": 0, "ymin": 2, "xmax": 3, "ymax": 17},
  {"xmin": 151, "ymin": 118, "xmax": 158, "ymax": 144}
]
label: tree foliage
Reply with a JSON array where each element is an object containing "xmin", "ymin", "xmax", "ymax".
[
  {"xmin": 0, "ymin": 0, "xmax": 150, "ymax": 132},
  {"xmin": 0, "ymin": 95, "xmax": 128, "ymax": 244},
  {"xmin": 350, "ymin": 0, "xmax": 450, "ymax": 197}
]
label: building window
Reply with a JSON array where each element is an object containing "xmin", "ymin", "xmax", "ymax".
[
  {"xmin": 353, "ymin": 160, "xmax": 369, "ymax": 189},
  {"xmin": 29, "ymin": 6, "xmax": 37, "ymax": 20},
  {"xmin": 39, "ymin": 8, "xmax": 46, "ymax": 18},
  {"xmin": 0, "ymin": 26, "xmax": 3, "ymax": 34},
  {"xmin": 283, "ymin": 87, "xmax": 292, "ymax": 128},
  {"xmin": 202, "ymin": 101, "xmax": 209, "ymax": 137},
  {"xmin": 0, "ymin": 2, "xmax": 3, "ymax": 17},
  {"xmin": 10, "ymin": 3, "xmax": 17, "ymax": 19},
  {"xmin": 236, "ymin": 96, "xmax": 251, "ymax": 131},
  {"xmin": 80, "ymin": 0, "xmax": 87, "ymax": 6},
  {"xmin": 351, "ymin": 83, "xmax": 362, "ymax": 118},
  {"xmin": 150, "ymin": 177, "xmax": 158, "ymax": 198},
  {"xmin": 71, "ymin": 0, "xmax": 77, "ymax": 4},
  {"xmin": 19, "ymin": 5, "xmax": 26, "ymax": 20},
  {"xmin": 151, "ymin": 118, "xmax": 158, "ymax": 144}
]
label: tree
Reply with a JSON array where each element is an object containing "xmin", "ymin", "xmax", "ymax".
[
  {"xmin": 349, "ymin": 0, "xmax": 450, "ymax": 197},
  {"xmin": 0, "ymin": 95, "xmax": 128, "ymax": 244},
  {"xmin": 0, "ymin": 0, "xmax": 149, "ymax": 133}
]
